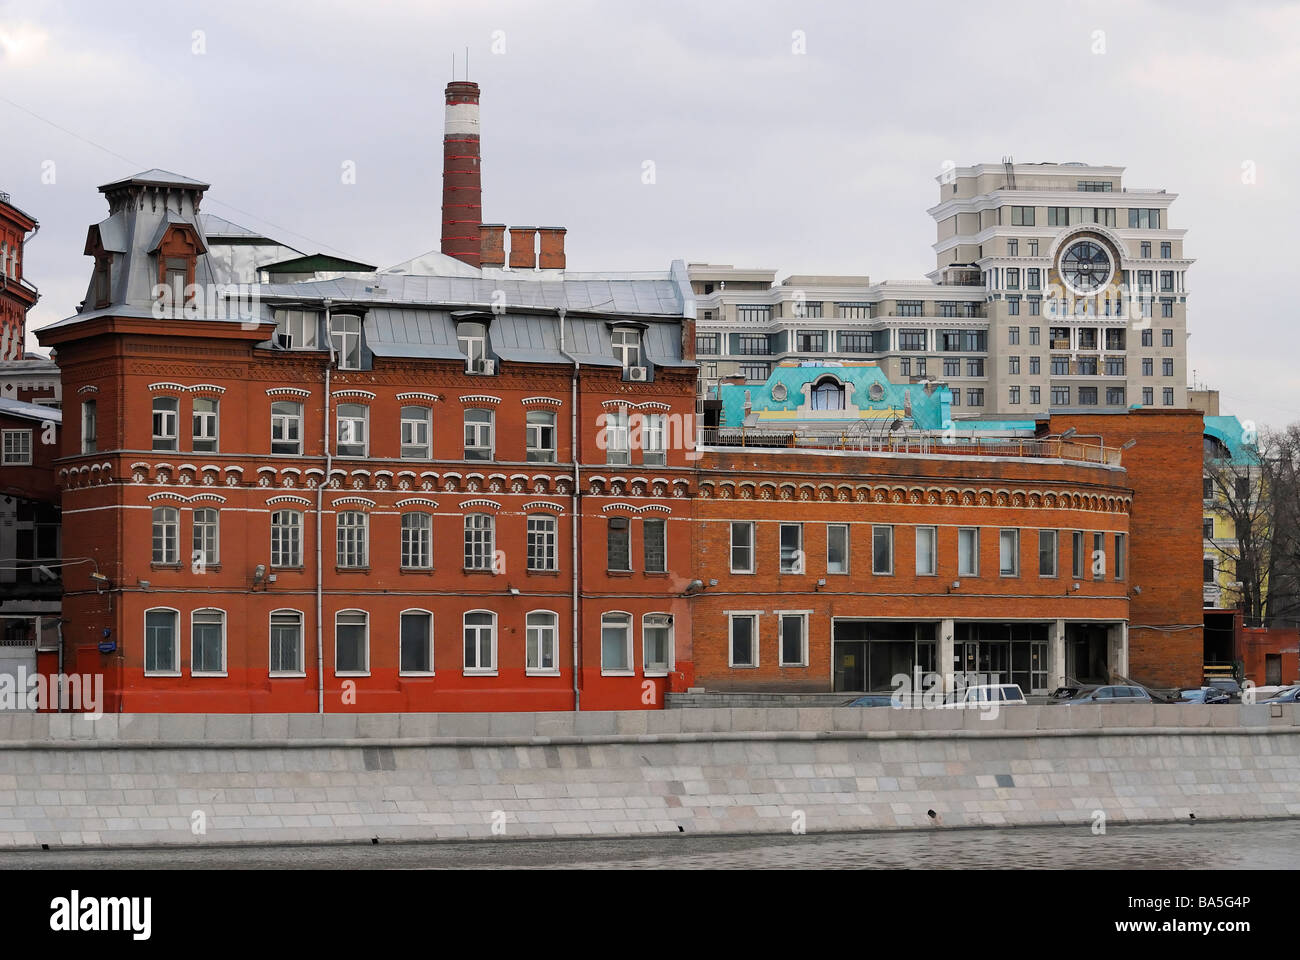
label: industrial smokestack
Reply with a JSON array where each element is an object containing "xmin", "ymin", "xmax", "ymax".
[{"xmin": 441, "ymin": 80, "xmax": 482, "ymax": 267}]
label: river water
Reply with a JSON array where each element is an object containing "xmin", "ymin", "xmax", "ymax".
[{"xmin": 1, "ymin": 819, "xmax": 1297, "ymax": 869}]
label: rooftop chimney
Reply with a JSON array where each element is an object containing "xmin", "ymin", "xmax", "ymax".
[
  {"xmin": 537, "ymin": 227, "xmax": 566, "ymax": 269},
  {"xmin": 441, "ymin": 81, "xmax": 482, "ymax": 267},
  {"xmin": 480, "ymin": 223, "xmax": 506, "ymax": 267}
]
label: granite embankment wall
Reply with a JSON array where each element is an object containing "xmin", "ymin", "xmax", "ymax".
[{"xmin": 2, "ymin": 705, "xmax": 1300, "ymax": 849}]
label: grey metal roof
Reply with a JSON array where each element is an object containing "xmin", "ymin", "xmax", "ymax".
[
  {"xmin": 364, "ymin": 308, "xmax": 463, "ymax": 360},
  {"xmin": 257, "ymin": 274, "xmax": 685, "ymax": 317},
  {"xmin": 0, "ymin": 397, "xmax": 61, "ymax": 425},
  {"xmin": 99, "ymin": 169, "xmax": 210, "ymax": 192},
  {"xmin": 490, "ymin": 314, "xmax": 571, "ymax": 364}
]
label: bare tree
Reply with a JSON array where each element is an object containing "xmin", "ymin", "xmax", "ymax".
[{"xmin": 1204, "ymin": 423, "xmax": 1300, "ymax": 627}]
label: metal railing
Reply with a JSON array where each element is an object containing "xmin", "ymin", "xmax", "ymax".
[{"xmin": 699, "ymin": 427, "xmax": 1122, "ymax": 465}]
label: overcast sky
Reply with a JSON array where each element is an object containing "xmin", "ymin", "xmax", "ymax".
[{"xmin": 2, "ymin": 0, "xmax": 1297, "ymax": 426}]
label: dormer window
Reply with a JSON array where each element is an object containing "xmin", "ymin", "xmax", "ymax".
[
  {"xmin": 457, "ymin": 321, "xmax": 488, "ymax": 373},
  {"xmin": 612, "ymin": 327, "xmax": 642, "ymax": 369},
  {"xmin": 275, "ymin": 309, "xmax": 319, "ymax": 349},
  {"xmin": 329, "ymin": 314, "xmax": 362, "ymax": 369},
  {"xmin": 811, "ymin": 378, "xmax": 845, "ymax": 411},
  {"xmin": 93, "ymin": 257, "xmax": 111, "ymax": 309}
]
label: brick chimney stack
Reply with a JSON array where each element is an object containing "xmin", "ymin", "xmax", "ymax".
[{"xmin": 441, "ymin": 80, "xmax": 482, "ymax": 267}]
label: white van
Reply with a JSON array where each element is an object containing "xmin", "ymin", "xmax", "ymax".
[{"xmin": 947, "ymin": 683, "xmax": 1027, "ymax": 707}]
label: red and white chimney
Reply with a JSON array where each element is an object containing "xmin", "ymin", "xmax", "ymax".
[{"xmin": 441, "ymin": 80, "xmax": 482, "ymax": 267}]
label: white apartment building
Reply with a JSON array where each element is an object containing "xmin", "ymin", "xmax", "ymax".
[{"xmin": 692, "ymin": 161, "xmax": 1192, "ymax": 419}]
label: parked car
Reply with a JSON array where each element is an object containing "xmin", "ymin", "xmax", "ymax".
[
  {"xmin": 1177, "ymin": 686, "xmax": 1232, "ymax": 705},
  {"xmin": 1202, "ymin": 677, "xmax": 1242, "ymax": 697},
  {"xmin": 945, "ymin": 683, "xmax": 1026, "ymax": 707},
  {"xmin": 1050, "ymin": 684, "xmax": 1154, "ymax": 704},
  {"xmin": 1259, "ymin": 686, "xmax": 1300, "ymax": 704},
  {"xmin": 845, "ymin": 694, "xmax": 896, "ymax": 708}
]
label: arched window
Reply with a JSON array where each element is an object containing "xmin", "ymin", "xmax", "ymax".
[
  {"xmin": 526, "ymin": 611, "xmax": 559, "ymax": 673},
  {"xmin": 191, "ymin": 608, "xmax": 226, "ymax": 676},
  {"xmin": 811, "ymin": 378, "xmax": 845, "ymax": 411},
  {"xmin": 269, "ymin": 609, "xmax": 304, "ymax": 676},
  {"xmin": 335, "ymin": 609, "xmax": 368, "ymax": 675},
  {"xmin": 152, "ymin": 507, "xmax": 179, "ymax": 564},
  {"xmin": 464, "ymin": 610, "xmax": 497, "ymax": 672},
  {"xmin": 336, "ymin": 511, "xmax": 368, "ymax": 568},
  {"xmin": 1203, "ymin": 435, "xmax": 1231, "ymax": 460}
]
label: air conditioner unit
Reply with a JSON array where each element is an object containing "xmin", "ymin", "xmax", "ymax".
[
  {"xmin": 480, "ymin": 358, "xmax": 496, "ymax": 375},
  {"xmin": 627, "ymin": 366, "xmax": 648, "ymax": 382}
]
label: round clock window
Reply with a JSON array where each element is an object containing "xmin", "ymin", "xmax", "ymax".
[{"xmin": 1058, "ymin": 239, "xmax": 1113, "ymax": 295}]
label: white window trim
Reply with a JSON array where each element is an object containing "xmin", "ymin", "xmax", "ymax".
[
  {"xmin": 958, "ymin": 527, "xmax": 980, "ymax": 578},
  {"xmin": 871, "ymin": 525, "xmax": 894, "ymax": 576},
  {"xmin": 730, "ymin": 521, "xmax": 755, "ymax": 574},
  {"xmin": 271, "ymin": 510, "xmax": 304, "ymax": 569},
  {"xmin": 463, "ymin": 609, "xmax": 499, "ymax": 676},
  {"xmin": 641, "ymin": 612, "xmax": 674, "ymax": 677},
  {"xmin": 599, "ymin": 611, "xmax": 635, "ymax": 677},
  {"xmin": 190, "ymin": 608, "xmax": 228, "ymax": 678},
  {"xmin": 400, "ymin": 512, "xmax": 434, "ymax": 570},
  {"xmin": 398, "ymin": 608, "xmax": 436, "ymax": 677},
  {"xmin": 826, "ymin": 523, "xmax": 850, "ymax": 576},
  {"xmin": 1, "ymin": 429, "xmax": 33, "ymax": 465},
  {"xmin": 336, "ymin": 405, "xmax": 369, "ymax": 458},
  {"xmin": 779, "ymin": 522, "xmax": 804, "ymax": 574},
  {"xmin": 192, "ymin": 507, "xmax": 220, "ymax": 568},
  {"xmin": 271, "ymin": 402, "xmax": 304, "ymax": 456},
  {"xmin": 726, "ymin": 611, "xmax": 762, "ymax": 669},
  {"xmin": 525, "ymin": 608, "xmax": 561, "ymax": 677},
  {"xmin": 268, "ymin": 608, "xmax": 307, "ymax": 678},
  {"xmin": 914, "ymin": 526, "xmax": 937, "ymax": 577},
  {"xmin": 143, "ymin": 606, "xmax": 182, "ymax": 677},
  {"xmin": 777, "ymin": 610, "xmax": 810, "ymax": 668},
  {"xmin": 400, "ymin": 406, "xmax": 433, "ymax": 460},
  {"xmin": 999, "ymin": 529, "xmax": 1020, "ymax": 578},
  {"xmin": 526, "ymin": 513, "xmax": 559, "ymax": 573},
  {"xmin": 334, "ymin": 609, "xmax": 370, "ymax": 677}
]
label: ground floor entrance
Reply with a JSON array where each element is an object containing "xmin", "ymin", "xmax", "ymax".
[
  {"xmin": 1064, "ymin": 623, "xmax": 1111, "ymax": 685},
  {"xmin": 953, "ymin": 622, "xmax": 1050, "ymax": 694}
]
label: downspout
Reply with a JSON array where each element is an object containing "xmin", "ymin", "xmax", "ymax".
[
  {"xmin": 316, "ymin": 299, "xmax": 334, "ymax": 714},
  {"xmin": 558, "ymin": 308, "xmax": 581, "ymax": 711}
]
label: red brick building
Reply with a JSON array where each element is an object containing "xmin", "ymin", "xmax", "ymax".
[
  {"xmin": 0, "ymin": 190, "xmax": 39, "ymax": 360},
  {"xmin": 26, "ymin": 82, "xmax": 1207, "ymax": 712}
]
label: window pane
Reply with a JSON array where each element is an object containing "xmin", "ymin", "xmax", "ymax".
[
  {"xmin": 643, "ymin": 519, "xmax": 666, "ymax": 573},
  {"xmin": 601, "ymin": 614, "xmax": 630, "ymax": 671},
  {"xmin": 731, "ymin": 617, "xmax": 754, "ymax": 666},
  {"xmin": 827, "ymin": 524, "xmax": 848, "ymax": 574},
  {"xmin": 780, "ymin": 615, "xmax": 803, "ymax": 665},
  {"xmin": 400, "ymin": 612, "xmax": 432, "ymax": 673},
  {"xmin": 872, "ymin": 526, "xmax": 893, "ymax": 574},
  {"xmin": 270, "ymin": 612, "xmax": 303, "ymax": 673},
  {"xmin": 915, "ymin": 527, "xmax": 936, "ymax": 576}
]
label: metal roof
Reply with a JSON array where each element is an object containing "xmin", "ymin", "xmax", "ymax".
[
  {"xmin": 0, "ymin": 397, "xmax": 61, "ymax": 425},
  {"xmin": 99, "ymin": 169, "xmax": 210, "ymax": 192}
]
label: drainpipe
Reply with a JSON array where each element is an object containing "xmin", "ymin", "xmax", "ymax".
[
  {"xmin": 558, "ymin": 308, "xmax": 581, "ymax": 711},
  {"xmin": 316, "ymin": 299, "xmax": 334, "ymax": 714}
]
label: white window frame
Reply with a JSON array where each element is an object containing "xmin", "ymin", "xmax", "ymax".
[
  {"xmin": 152, "ymin": 396, "xmax": 179, "ymax": 452},
  {"xmin": 144, "ymin": 607, "xmax": 181, "ymax": 677},
  {"xmin": 526, "ymin": 610, "xmax": 560, "ymax": 676},
  {"xmin": 779, "ymin": 523, "xmax": 803, "ymax": 574},
  {"xmin": 640, "ymin": 413, "xmax": 666, "ymax": 466},
  {"xmin": 872, "ymin": 525, "xmax": 894, "ymax": 575},
  {"xmin": 336, "ymin": 511, "xmax": 369, "ymax": 569},
  {"xmin": 334, "ymin": 609, "xmax": 369, "ymax": 676},
  {"xmin": 400, "ymin": 512, "xmax": 433, "ymax": 569},
  {"xmin": 399, "ymin": 608, "xmax": 435, "ymax": 676},
  {"xmin": 642, "ymin": 613, "xmax": 673, "ymax": 676},
  {"xmin": 826, "ymin": 523, "xmax": 849, "ymax": 575},
  {"xmin": 400, "ymin": 405, "xmax": 432, "ymax": 459},
  {"xmin": 603, "ymin": 407, "xmax": 629, "ymax": 465},
  {"xmin": 278, "ymin": 309, "xmax": 318, "ymax": 349},
  {"xmin": 525, "ymin": 410, "xmax": 557, "ymax": 463},
  {"xmin": 1038, "ymin": 529, "xmax": 1058, "ymax": 578},
  {"xmin": 777, "ymin": 611, "xmax": 809, "ymax": 667},
  {"xmin": 999, "ymin": 529, "xmax": 1020, "ymax": 577},
  {"xmin": 457, "ymin": 322, "xmax": 488, "ymax": 372},
  {"xmin": 269, "ymin": 609, "xmax": 306, "ymax": 677},
  {"xmin": 152, "ymin": 506, "xmax": 179, "ymax": 565},
  {"xmin": 600, "ymin": 611, "xmax": 634, "ymax": 676},
  {"xmin": 1, "ymin": 429, "xmax": 32, "ymax": 465},
  {"xmin": 81, "ymin": 400, "xmax": 97, "ymax": 454},
  {"xmin": 464, "ymin": 513, "xmax": 495, "ymax": 571},
  {"xmin": 271, "ymin": 509, "xmax": 303, "ymax": 568},
  {"xmin": 330, "ymin": 314, "xmax": 362, "ymax": 370},
  {"xmin": 915, "ymin": 526, "xmax": 937, "ymax": 576},
  {"xmin": 612, "ymin": 327, "xmax": 642, "ymax": 368},
  {"xmin": 336, "ymin": 403, "xmax": 368, "ymax": 457},
  {"xmin": 727, "ymin": 611, "xmax": 760, "ymax": 668},
  {"xmin": 958, "ymin": 528, "xmax": 980, "ymax": 577},
  {"xmin": 190, "ymin": 608, "xmax": 227, "ymax": 677},
  {"xmin": 526, "ymin": 514, "xmax": 558, "ymax": 572},
  {"xmin": 463, "ymin": 408, "xmax": 494, "ymax": 460},
  {"xmin": 271, "ymin": 401, "xmax": 304, "ymax": 456},
  {"xmin": 463, "ymin": 609, "xmax": 497, "ymax": 675},
  {"xmin": 191, "ymin": 396, "xmax": 219, "ymax": 453},
  {"xmin": 192, "ymin": 507, "xmax": 220, "ymax": 568},
  {"xmin": 730, "ymin": 521, "xmax": 755, "ymax": 574}
]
